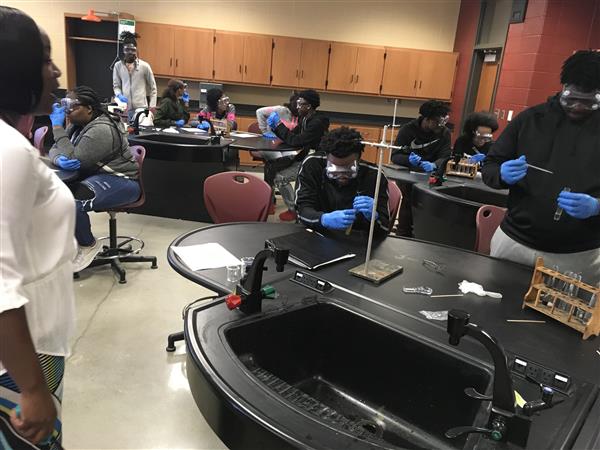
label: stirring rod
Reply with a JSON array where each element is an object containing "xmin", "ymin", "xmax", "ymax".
[{"xmin": 527, "ymin": 163, "xmax": 553, "ymax": 175}]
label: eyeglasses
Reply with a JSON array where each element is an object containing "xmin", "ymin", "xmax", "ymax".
[
  {"xmin": 436, "ymin": 115, "xmax": 450, "ymax": 127},
  {"xmin": 60, "ymin": 97, "xmax": 82, "ymax": 112},
  {"xmin": 325, "ymin": 160, "xmax": 358, "ymax": 180},
  {"xmin": 296, "ymin": 100, "xmax": 311, "ymax": 109}
]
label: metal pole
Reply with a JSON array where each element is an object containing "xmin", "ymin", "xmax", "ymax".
[{"xmin": 363, "ymin": 125, "xmax": 387, "ymax": 274}]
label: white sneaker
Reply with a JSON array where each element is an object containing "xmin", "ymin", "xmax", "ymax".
[{"xmin": 74, "ymin": 240, "xmax": 103, "ymax": 272}]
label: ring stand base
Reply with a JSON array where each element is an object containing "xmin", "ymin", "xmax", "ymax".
[{"xmin": 349, "ymin": 259, "xmax": 403, "ymax": 284}]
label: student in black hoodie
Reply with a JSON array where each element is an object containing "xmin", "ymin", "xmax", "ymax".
[
  {"xmin": 267, "ymin": 89, "xmax": 330, "ymax": 221},
  {"xmin": 452, "ymin": 111, "xmax": 498, "ymax": 164},
  {"xmin": 390, "ymin": 100, "xmax": 451, "ymax": 236},
  {"xmin": 482, "ymin": 50, "xmax": 600, "ymax": 284},
  {"xmin": 295, "ymin": 126, "xmax": 389, "ymax": 236}
]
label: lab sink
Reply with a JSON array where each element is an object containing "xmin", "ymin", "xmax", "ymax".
[
  {"xmin": 225, "ymin": 302, "xmax": 491, "ymax": 449},
  {"xmin": 132, "ymin": 132, "xmax": 213, "ymax": 146},
  {"xmin": 436, "ymin": 185, "xmax": 508, "ymax": 208}
]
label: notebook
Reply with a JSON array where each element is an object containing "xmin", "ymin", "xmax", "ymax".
[{"xmin": 266, "ymin": 230, "xmax": 355, "ymax": 270}]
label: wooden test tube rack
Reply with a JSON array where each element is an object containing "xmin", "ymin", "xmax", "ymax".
[
  {"xmin": 523, "ymin": 257, "xmax": 600, "ymax": 339},
  {"xmin": 445, "ymin": 158, "xmax": 478, "ymax": 179},
  {"xmin": 210, "ymin": 118, "xmax": 231, "ymax": 136}
]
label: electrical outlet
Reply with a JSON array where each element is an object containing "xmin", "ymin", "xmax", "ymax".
[
  {"xmin": 526, "ymin": 364, "xmax": 541, "ymax": 381},
  {"xmin": 541, "ymin": 370, "xmax": 554, "ymax": 385}
]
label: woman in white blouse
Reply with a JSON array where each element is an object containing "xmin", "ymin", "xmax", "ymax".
[{"xmin": 0, "ymin": 7, "xmax": 75, "ymax": 448}]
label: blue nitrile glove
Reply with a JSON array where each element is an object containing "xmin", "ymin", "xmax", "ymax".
[
  {"xmin": 500, "ymin": 155, "xmax": 527, "ymax": 185},
  {"xmin": 557, "ymin": 191, "xmax": 600, "ymax": 219},
  {"xmin": 469, "ymin": 153, "xmax": 486, "ymax": 164},
  {"xmin": 262, "ymin": 131, "xmax": 277, "ymax": 139},
  {"xmin": 197, "ymin": 121, "xmax": 210, "ymax": 130},
  {"xmin": 353, "ymin": 195, "xmax": 378, "ymax": 220},
  {"xmin": 181, "ymin": 92, "xmax": 190, "ymax": 104},
  {"xmin": 175, "ymin": 119, "xmax": 185, "ymax": 127},
  {"xmin": 321, "ymin": 209, "xmax": 356, "ymax": 230},
  {"xmin": 54, "ymin": 155, "xmax": 80, "ymax": 171},
  {"xmin": 49, "ymin": 103, "xmax": 66, "ymax": 127},
  {"xmin": 116, "ymin": 94, "xmax": 128, "ymax": 103},
  {"xmin": 267, "ymin": 111, "xmax": 280, "ymax": 130},
  {"xmin": 420, "ymin": 161, "xmax": 437, "ymax": 173},
  {"xmin": 408, "ymin": 152, "xmax": 422, "ymax": 167}
]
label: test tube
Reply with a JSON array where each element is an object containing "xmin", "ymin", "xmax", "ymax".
[{"xmin": 554, "ymin": 187, "xmax": 571, "ymax": 221}]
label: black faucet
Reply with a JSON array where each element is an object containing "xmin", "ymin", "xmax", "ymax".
[
  {"xmin": 226, "ymin": 247, "xmax": 289, "ymax": 314},
  {"xmin": 446, "ymin": 310, "xmax": 532, "ymax": 447},
  {"xmin": 131, "ymin": 108, "xmax": 149, "ymax": 135}
]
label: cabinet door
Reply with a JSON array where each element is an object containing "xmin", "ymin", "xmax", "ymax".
[
  {"xmin": 354, "ymin": 125, "xmax": 383, "ymax": 164},
  {"xmin": 243, "ymin": 35, "xmax": 273, "ymax": 85},
  {"xmin": 271, "ymin": 36, "xmax": 301, "ymax": 87},
  {"xmin": 326, "ymin": 43, "xmax": 357, "ymax": 92},
  {"xmin": 380, "ymin": 48, "xmax": 420, "ymax": 97},
  {"xmin": 136, "ymin": 22, "xmax": 174, "ymax": 76},
  {"xmin": 236, "ymin": 116, "xmax": 257, "ymax": 132},
  {"xmin": 354, "ymin": 46, "xmax": 385, "ymax": 94},
  {"xmin": 214, "ymin": 31, "xmax": 244, "ymax": 82},
  {"xmin": 416, "ymin": 51, "xmax": 458, "ymax": 100},
  {"xmin": 299, "ymin": 40, "xmax": 330, "ymax": 90},
  {"xmin": 173, "ymin": 28, "xmax": 214, "ymax": 80}
]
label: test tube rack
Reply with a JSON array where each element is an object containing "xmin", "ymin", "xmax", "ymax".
[
  {"xmin": 523, "ymin": 257, "xmax": 600, "ymax": 339},
  {"xmin": 210, "ymin": 118, "xmax": 230, "ymax": 136},
  {"xmin": 445, "ymin": 158, "xmax": 478, "ymax": 179}
]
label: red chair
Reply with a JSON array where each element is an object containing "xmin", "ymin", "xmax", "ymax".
[
  {"xmin": 87, "ymin": 145, "xmax": 158, "ymax": 283},
  {"xmin": 33, "ymin": 126, "xmax": 48, "ymax": 155},
  {"xmin": 204, "ymin": 171, "xmax": 272, "ymax": 223},
  {"xmin": 475, "ymin": 205, "xmax": 507, "ymax": 255},
  {"xmin": 388, "ymin": 181, "xmax": 402, "ymax": 228},
  {"xmin": 248, "ymin": 121, "xmax": 261, "ymax": 134}
]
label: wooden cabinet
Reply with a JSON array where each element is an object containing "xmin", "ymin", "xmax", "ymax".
[
  {"xmin": 214, "ymin": 31, "xmax": 272, "ymax": 84},
  {"xmin": 136, "ymin": 22, "xmax": 213, "ymax": 79},
  {"xmin": 330, "ymin": 123, "xmax": 384, "ymax": 165},
  {"xmin": 271, "ymin": 37, "xmax": 330, "ymax": 89},
  {"xmin": 236, "ymin": 116, "xmax": 257, "ymax": 132},
  {"xmin": 381, "ymin": 48, "xmax": 458, "ymax": 100},
  {"xmin": 327, "ymin": 43, "xmax": 385, "ymax": 94}
]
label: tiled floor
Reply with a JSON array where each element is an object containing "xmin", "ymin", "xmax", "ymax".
[{"xmin": 62, "ymin": 170, "xmax": 293, "ymax": 449}]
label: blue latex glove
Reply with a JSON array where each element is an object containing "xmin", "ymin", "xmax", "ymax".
[
  {"xmin": 116, "ymin": 94, "xmax": 128, "ymax": 103},
  {"xmin": 557, "ymin": 191, "xmax": 600, "ymax": 219},
  {"xmin": 408, "ymin": 152, "xmax": 422, "ymax": 167},
  {"xmin": 321, "ymin": 209, "xmax": 356, "ymax": 230},
  {"xmin": 197, "ymin": 121, "xmax": 210, "ymax": 130},
  {"xmin": 49, "ymin": 103, "xmax": 65, "ymax": 127},
  {"xmin": 267, "ymin": 111, "xmax": 280, "ymax": 130},
  {"xmin": 420, "ymin": 161, "xmax": 437, "ymax": 173},
  {"xmin": 181, "ymin": 92, "xmax": 190, "ymax": 104},
  {"xmin": 500, "ymin": 155, "xmax": 527, "ymax": 185},
  {"xmin": 262, "ymin": 131, "xmax": 277, "ymax": 139},
  {"xmin": 54, "ymin": 155, "xmax": 80, "ymax": 170},
  {"xmin": 175, "ymin": 119, "xmax": 185, "ymax": 127},
  {"xmin": 353, "ymin": 195, "xmax": 378, "ymax": 220},
  {"xmin": 469, "ymin": 153, "xmax": 486, "ymax": 164}
]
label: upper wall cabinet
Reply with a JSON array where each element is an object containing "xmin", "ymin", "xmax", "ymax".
[
  {"xmin": 271, "ymin": 37, "xmax": 330, "ymax": 90},
  {"xmin": 381, "ymin": 49, "xmax": 458, "ymax": 100},
  {"xmin": 136, "ymin": 22, "xmax": 214, "ymax": 79},
  {"xmin": 327, "ymin": 43, "xmax": 385, "ymax": 95},
  {"xmin": 213, "ymin": 31, "xmax": 272, "ymax": 85}
]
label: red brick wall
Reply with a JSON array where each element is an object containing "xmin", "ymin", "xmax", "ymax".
[{"xmin": 494, "ymin": 0, "xmax": 600, "ymax": 133}]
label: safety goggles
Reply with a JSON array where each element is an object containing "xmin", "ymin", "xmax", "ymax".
[
  {"xmin": 559, "ymin": 85, "xmax": 600, "ymax": 111},
  {"xmin": 123, "ymin": 45, "xmax": 137, "ymax": 54},
  {"xmin": 325, "ymin": 160, "xmax": 358, "ymax": 180},
  {"xmin": 473, "ymin": 131, "xmax": 493, "ymax": 142},
  {"xmin": 59, "ymin": 97, "xmax": 82, "ymax": 112},
  {"xmin": 218, "ymin": 96, "xmax": 230, "ymax": 105}
]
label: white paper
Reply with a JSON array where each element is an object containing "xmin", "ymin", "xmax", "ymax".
[
  {"xmin": 172, "ymin": 243, "xmax": 241, "ymax": 271},
  {"xmin": 181, "ymin": 127, "xmax": 208, "ymax": 133},
  {"xmin": 162, "ymin": 127, "xmax": 179, "ymax": 134},
  {"xmin": 230, "ymin": 131, "xmax": 260, "ymax": 138}
]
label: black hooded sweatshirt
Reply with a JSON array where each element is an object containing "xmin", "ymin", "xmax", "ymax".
[
  {"xmin": 274, "ymin": 112, "xmax": 330, "ymax": 161},
  {"xmin": 482, "ymin": 94, "xmax": 600, "ymax": 253},
  {"xmin": 391, "ymin": 117, "xmax": 451, "ymax": 171}
]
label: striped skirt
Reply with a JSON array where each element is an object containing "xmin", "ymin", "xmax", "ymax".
[{"xmin": 0, "ymin": 354, "xmax": 64, "ymax": 450}]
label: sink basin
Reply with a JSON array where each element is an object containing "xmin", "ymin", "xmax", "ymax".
[
  {"xmin": 436, "ymin": 185, "xmax": 507, "ymax": 208},
  {"xmin": 133, "ymin": 132, "xmax": 213, "ymax": 145},
  {"xmin": 225, "ymin": 302, "xmax": 491, "ymax": 449}
]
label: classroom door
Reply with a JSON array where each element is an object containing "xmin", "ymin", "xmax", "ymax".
[{"xmin": 474, "ymin": 61, "xmax": 499, "ymax": 111}]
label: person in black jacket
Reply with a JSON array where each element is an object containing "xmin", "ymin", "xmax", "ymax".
[
  {"xmin": 390, "ymin": 100, "xmax": 451, "ymax": 236},
  {"xmin": 482, "ymin": 50, "xmax": 600, "ymax": 285},
  {"xmin": 452, "ymin": 111, "xmax": 498, "ymax": 164},
  {"xmin": 267, "ymin": 89, "xmax": 330, "ymax": 221},
  {"xmin": 295, "ymin": 126, "xmax": 389, "ymax": 236}
]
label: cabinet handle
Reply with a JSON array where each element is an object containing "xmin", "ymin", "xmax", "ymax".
[
  {"xmin": 419, "ymin": 80, "xmax": 422, "ymax": 89},
  {"xmin": 175, "ymin": 59, "xmax": 178, "ymax": 67},
  {"xmin": 350, "ymin": 74, "xmax": 354, "ymax": 83},
  {"xmin": 170, "ymin": 57, "xmax": 172, "ymax": 67},
  {"xmin": 245, "ymin": 65, "xmax": 247, "ymax": 74},
  {"xmin": 301, "ymin": 69, "xmax": 304, "ymax": 78},
  {"xmin": 239, "ymin": 64, "xmax": 242, "ymax": 73},
  {"xmin": 296, "ymin": 69, "xmax": 299, "ymax": 78},
  {"xmin": 355, "ymin": 74, "xmax": 359, "ymax": 83}
]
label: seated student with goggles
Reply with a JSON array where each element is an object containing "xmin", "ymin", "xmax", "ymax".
[
  {"xmin": 452, "ymin": 111, "xmax": 498, "ymax": 164},
  {"xmin": 295, "ymin": 126, "xmax": 390, "ymax": 235},
  {"xmin": 49, "ymin": 86, "xmax": 140, "ymax": 272}
]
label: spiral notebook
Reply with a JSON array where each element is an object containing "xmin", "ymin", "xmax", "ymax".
[{"xmin": 266, "ymin": 230, "xmax": 355, "ymax": 270}]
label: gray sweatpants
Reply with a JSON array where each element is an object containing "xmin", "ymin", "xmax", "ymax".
[{"xmin": 491, "ymin": 227, "xmax": 600, "ymax": 286}]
